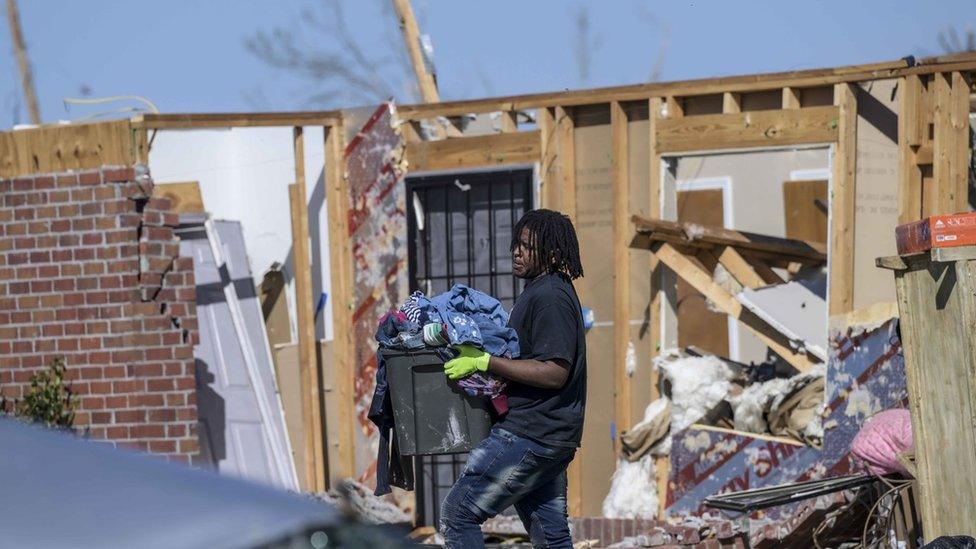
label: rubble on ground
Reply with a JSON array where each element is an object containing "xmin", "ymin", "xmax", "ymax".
[{"xmin": 312, "ymin": 480, "xmax": 410, "ymax": 525}]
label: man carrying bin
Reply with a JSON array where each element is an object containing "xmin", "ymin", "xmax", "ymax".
[{"xmin": 440, "ymin": 209, "xmax": 587, "ymax": 549}]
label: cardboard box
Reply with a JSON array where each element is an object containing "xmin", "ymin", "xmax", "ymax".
[{"xmin": 896, "ymin": 212, "xmax": 976, "ymax": 255}]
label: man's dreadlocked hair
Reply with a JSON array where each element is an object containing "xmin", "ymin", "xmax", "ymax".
[{"xmin": 511, "ymin": 209, "xmax": 584, "ymax": 279}]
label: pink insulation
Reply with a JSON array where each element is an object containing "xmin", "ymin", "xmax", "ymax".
[{"xmin": 850, "ymin": 409, "xmax": 914, "ymax": 476}]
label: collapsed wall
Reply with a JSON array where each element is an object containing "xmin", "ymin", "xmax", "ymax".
[{"xmin": 0, "ymin": 166, "xmax": 200, "ymax": 462}]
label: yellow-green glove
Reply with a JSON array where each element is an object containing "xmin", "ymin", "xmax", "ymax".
[{"xmin": 443, "ymin": 345, "xmax": 490, "ymax": 380}]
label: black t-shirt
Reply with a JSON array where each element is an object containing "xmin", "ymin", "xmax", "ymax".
[{"xmin": 495, "ymin": 273, "xmax": 587, "ymax": 448}]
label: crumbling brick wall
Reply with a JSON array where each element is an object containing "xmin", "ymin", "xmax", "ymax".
[{"xmin": 0, "ymin": 166, "xmax": 200, "ymax": 462}]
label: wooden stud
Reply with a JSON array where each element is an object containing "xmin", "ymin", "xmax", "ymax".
[
  {"xmin": 500, "ymin": 110, "xmax": 518, "ymax": 133},
  {"xmin": 647, "ymin": 96, "xmax": 669, "ymax": 519},
  {"xmin": 665, "ymin": 96, "xmax": 684, "ymax": 118},
  {"xmin": 898, "ymin": 75, "xmax": 924, "ymax": 223},
  {"xmin": 401, "ymin": 120, "xmax": 424, "ymax": 144},
  {"xmin": 722, "ymin": 92, "xmax": 741, "ymax": 114},
  {"xmin": 611, "ymin": 100, "xmax": 633, "ymax": 440},
  {"xmin": 552, "ymin": 104, "xmax": 582, "ymax": 516},
  {"xmin": 717, "ymin": 246, "xmax": 768, "ymax": 289},
  {"xmin": 405, "ymin": 131, "xmax": 540, "ymax": 172},
  {"xmin": 323, "ymin": 123, "xmax": 356, "ymax": 486},
  {"xmin": 745, "ymin": 254, "xmax": 786, "ymax": 285},
  {"xmin": 829, "ymin": 83, "xmax": 857, "ymax": 316},
  {"xmin": 654, "ymin": 243, "xmax": 820, "ymax": 372},
  {"xmin": 289, "ymin": 127, "xmax": 325, "ymax": 492},
  {"xmin": 555, "ymin": 106, "xmax": 577, "ymax": 222},
  {"xmin": 782, "ymin": 86, "xmax": 802, "ymax": 109},
  {"xmin": 537, "ymin": 108, "xmax": 557, "ymax": 210},
  {"xmin": 932, "ymin": 72, "xmax": 970, "ymax": 215},
  {"xmin": 656, "ymin": 106, "xmax": 839, "ymax": 153}
]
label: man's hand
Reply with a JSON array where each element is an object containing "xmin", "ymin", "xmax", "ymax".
[{"xmin": 443, "ymin": 345, "xmax": 490, "ymax": 380}]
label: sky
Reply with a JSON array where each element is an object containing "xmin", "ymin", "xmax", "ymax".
[{"xmin": 0, "ymin": 0, "xmax": 973, "ymax": 127}]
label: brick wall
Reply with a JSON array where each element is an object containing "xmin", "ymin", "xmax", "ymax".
[
  {"xmin": 0, "ymin": 165, "xmax": 200, "ymax": 462},
  {"xmin": 570, "ymin": 517, "xmax": 747, "ymax": 548}
]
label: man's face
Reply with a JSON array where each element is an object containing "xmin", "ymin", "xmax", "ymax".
[{"xmin": 512, "ymin": 227, "xmax": 541, "ymax": 279}]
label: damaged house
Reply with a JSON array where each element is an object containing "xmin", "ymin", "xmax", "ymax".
[{"xmin": 2, "ymin": 51, "xmax": 974, "ymax": 545}]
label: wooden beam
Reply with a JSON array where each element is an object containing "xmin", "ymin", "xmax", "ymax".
[
  {"xmin": 323, "ymin": 123, "xmax": 356, "ymax": 486},
  {"xmin": 717, "ymin": 246, "xmax": 768, "ymax": 289},
  {"xmin": 555, "ymin": 106, "xmax": 577, "ymax": 222},
  {"xmin": 499, "ymin": 110, "xmax": 518, "ymax": 133},
  {"xmin": 647, "ymin": 96, "xmax": 668, "ymax": 519},
  {"xmin": 391, "ymin": 0, "xmax": 440, "ymax": 104},
  {"xmin": 538, "ymin": 108, "xmax": 557, "ymax": 210},
  {"xmin": 555, "ymin": 104, "xmax": 581, "ymax": 517},
  {"xmin": 665, "ymin": 96, "xmax": 684, "ymax": 118},
  {"xmin": 654, "ymin": 243, "xmax": 820, "ymax": 372},
  {"xmin": 289, "ymin": 126, "xmax": 325, "ymax": 492},
  {"xmin": 393, "ymin": 54, "xmax": 976, "ymax": 120},
  {"xmin": 154, "ymin": 181, "xmax": 204, "ymax": 214},
  {"xmin": 829, "ymin": 83, "xmax": 857, "ymax": 316},
  {"xmin": 782, "ymin": 86, "xmax": 802, "ymax": 109},
  {"xmin": 744, "ymin": 254, "xmax": 786, "ymax": 285},
  {"xmin": 899, "ymin": 75, "xmax": 924, "ymax": 223},
  {"xmin": 632, "ymin": 215, "xmax": 828, "ymax": 261},
  {"xmin": 656, "ymin": 106, "xmax": 839, "ymax": 153},
  {"xmin": 932, "ymin": 71, "xmax": 970, "ymax": 215},
  {"xmin": 722, "ymin": 92, "xmax": 741, "ymax": 113},
  {"xmin": 132, "ymin": 112, "xmax": 341, "ymax": 129},
  {"xmin": 405, "ymin": 131, "xmax": 540, "ymax": 172},
  {"xmin": 611, "ymin": 101, "xmax": 633, "ymax": 442},
  {"xmin": 5, "ymin": 0, "xmax": 40, "ymax": 124}
]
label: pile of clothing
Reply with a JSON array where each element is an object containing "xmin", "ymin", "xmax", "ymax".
[{"xmin": 369, "ymin": 284, "xmax": 520, "ymax": 495}]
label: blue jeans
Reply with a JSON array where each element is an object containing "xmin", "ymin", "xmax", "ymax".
[{"xmin": 440, "ymin": 427, "xmax": 575, "ymax": 548}]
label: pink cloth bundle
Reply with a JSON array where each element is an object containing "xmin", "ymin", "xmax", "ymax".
[{"xmin": 850, "ymin": 408, "xmax": 914, "ymax": 476}]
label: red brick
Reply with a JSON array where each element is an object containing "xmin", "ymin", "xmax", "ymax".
[
  {"xmin": 146, "ymin": 378, "xmax": 175, "ymax": 392},
  {"xmin": 116, "ymin": 409, "xmax": 146, "ymax": 423},
  {"xmin": 78, "ymin": 171, "xmax": 101, "ymax": 185}
]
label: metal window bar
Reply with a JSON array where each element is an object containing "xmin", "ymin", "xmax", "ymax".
[{"xmin": 405, "ymin": 168, "xmax": 532, "ymax": 527}]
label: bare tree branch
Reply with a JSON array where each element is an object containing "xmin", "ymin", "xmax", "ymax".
[
  {"xmin": 637, "ymin": 6, "xmax": 669, "ymax": 82},
  {"xmin": 573, "ymin": 6, "xmax": 603, "ymax": 83},
  {"xmin": 245, "ymin": 0, "xmax": 416, "ymax": 109},
  {"xmin": 938, "ymin": 25, "xmax": 976, "ymax": 53}
]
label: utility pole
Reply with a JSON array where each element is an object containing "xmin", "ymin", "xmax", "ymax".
[
  {"xmin": 5, "ymin": 0, "xmax": 41, "ymax": 124},
  {"xmin": 391, "ymin": 0, "xmax": 440, "ymax": 103}
]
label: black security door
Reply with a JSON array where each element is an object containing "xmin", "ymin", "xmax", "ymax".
[{"xmin": 405, "ymin": 167, "xmax": 533, "ymax": 526}]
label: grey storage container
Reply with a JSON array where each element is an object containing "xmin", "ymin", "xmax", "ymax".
[{"xmin": 382, "ymin": 349, "xmax": 492, "ymax": 456}]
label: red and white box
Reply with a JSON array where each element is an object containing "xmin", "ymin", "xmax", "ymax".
[{"xmin": 896, "ymin": 212, "xmax": 976, "ymax": 255}]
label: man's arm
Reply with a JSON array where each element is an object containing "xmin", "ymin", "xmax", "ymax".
[{"xmin": 488, "ymin": 356, "xmax": 569, "ymax": 390}]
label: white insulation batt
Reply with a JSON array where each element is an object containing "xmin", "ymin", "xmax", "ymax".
[
  {"xmin": 602, "ymin": 455, "xmax": 658, "ymax": 519},
  {"xmin": 727, "ymin": 364, "xmax": 827, "ymax": 441},
  {"xmin": 656, "ymin": 352, "xmax": 736, "ymax": 436},
  {"xmin": 602, "ymin": 399, "xmax": 671, "ymax": 518}
]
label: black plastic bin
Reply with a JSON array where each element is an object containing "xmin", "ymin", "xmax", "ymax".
[{"xmin": 382, "ymin": 349, "xmax": 492, "ymax": 456}]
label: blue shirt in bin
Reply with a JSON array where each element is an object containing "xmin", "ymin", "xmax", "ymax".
[{"xmin": 440, "ymin": 209, "xmax": 586, "ymax": 549}]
